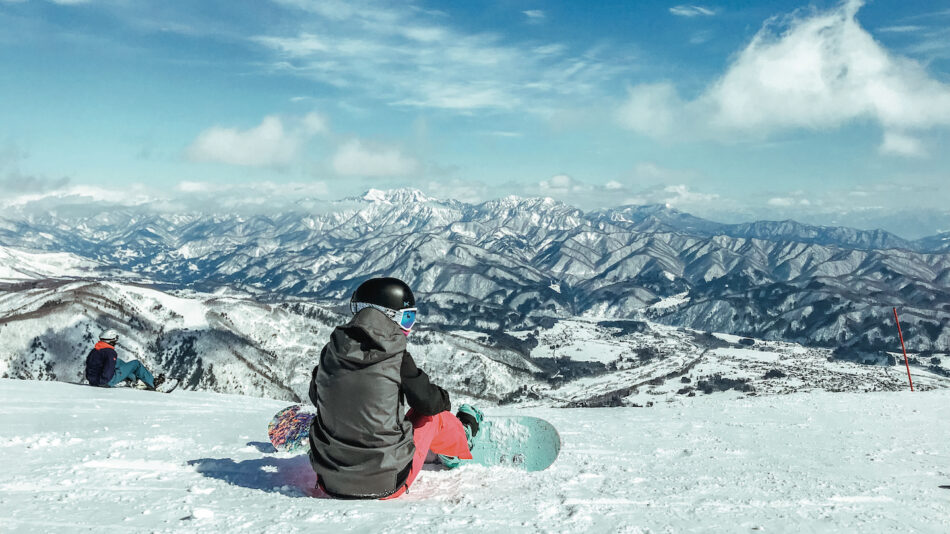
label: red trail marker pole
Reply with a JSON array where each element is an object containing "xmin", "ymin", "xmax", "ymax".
[{"xmin": 892, "ymin": 307, "xmax": 914, "ymax": 392}]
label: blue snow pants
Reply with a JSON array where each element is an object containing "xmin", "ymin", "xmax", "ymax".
[{"xmin": 108, "ymin": 359, "xmax": 155, "ymax": 388}]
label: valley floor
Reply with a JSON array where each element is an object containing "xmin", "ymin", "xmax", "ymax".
[{"xmin": 1, "ymin": 379, "xmax": 948, "ymax": 533}]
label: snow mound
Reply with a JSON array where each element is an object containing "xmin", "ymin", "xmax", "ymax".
[{"xmin": 2, "ymin": 379, "xmax": 949, "ymax": 532}]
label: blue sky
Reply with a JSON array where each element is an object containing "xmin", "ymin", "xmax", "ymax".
[{"xmin": 1, "ymin": 0, "xmax": 950, "ymax": 236}]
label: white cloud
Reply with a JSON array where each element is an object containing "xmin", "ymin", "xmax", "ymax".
[
  {"xmin": 767, "ymin": 197, "xmax": 792, "ymax": 207},
  {"xmin": 299, "ymin": 112, "xmax": 329, "ymax": 135},
  {"xmin": 879, "ymin": 131, "xmax": 926, "ymax": 157},
  {"xmin": 768, "ymin": 196, "xmax": 811, "ymax": 207},
  {"xmin": 539, "ymin": 173, "xmax": 580, "ymax": 193},
  {"xmin": 176, "ymin": 181, "xmax": 212, "ymax": 193},
  {"xmin": 605, "ymin": 180, "xmax": 624, "ymax": 190},
  {"xmin": 661, "ymin": 184, "xmax": 718, "ymax": 206},
  {"xmin": 617, "ymin": 83, "xmax": 681, "ymax": 137},
  {"xmin": 332, "ymin": 139, "xmax": 419, "ymax": 176},
  {"xmin": 669, "ymin": 5, "xmax": 717, "ymax": 17},
  {"xmin": 523, "ymin": 10, "xmax": 545, "ymax": 22},
  {"xmin": 620, "ymin": 0, "xmax": 950, "ymax": 148},
  {"xmin": 187, "ymin": 113, "xmax": 327, "ymax": 167}
]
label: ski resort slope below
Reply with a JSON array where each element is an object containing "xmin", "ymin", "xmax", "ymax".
[{"xmin": 1, "ymin": 379, "xmax": 948, "ymax": 533}]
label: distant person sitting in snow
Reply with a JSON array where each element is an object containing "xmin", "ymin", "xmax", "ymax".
[
  {"xmin": 308, "ymin": 277, "xmax": 483, "ymax": 499},
  {"xmin": 84, "ymin": 329, "xmax": 165, "ymax": 390}
]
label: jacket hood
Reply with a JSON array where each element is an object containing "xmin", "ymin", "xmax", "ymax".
[
  {"xmin": 328, "ymin": 307, "xmax": 407, "ymax": 364},
  {"xmin": 94, "ymin": 341, "xmax": 115, "ymax": 350}
]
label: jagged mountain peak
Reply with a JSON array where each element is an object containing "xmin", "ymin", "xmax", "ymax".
[
  {"xmin": 478, "ymin": 195, "xmax": 575, "ymax": 212},
  {"xmin": 361, "ymin": 188, "xmax": 431, "ymax": 204}
]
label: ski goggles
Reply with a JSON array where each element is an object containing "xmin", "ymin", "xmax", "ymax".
[{"xmin": 351, "ymin": 302, "xmax": 418, "ymax": 332}]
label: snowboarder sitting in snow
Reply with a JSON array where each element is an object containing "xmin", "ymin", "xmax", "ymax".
[
  {"xmin": 84, "ymin": 329, "xmax": 165, "ymax": 390},
  {"xmin": 308, "ymin": 277, "xmax": 483, "ymax": 499}
]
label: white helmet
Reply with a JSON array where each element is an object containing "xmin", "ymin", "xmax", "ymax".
[{"xmin": 99, "ymin": 329, "xmax": 120, "ymax": 344}]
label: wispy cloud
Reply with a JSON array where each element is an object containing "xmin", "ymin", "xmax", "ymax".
[
  {"xmin": 620, "ymin": 0, "xmax": 950, "ymax": 156},
  {"xmin": 480, "ymin": 130, "xmax": 523, "ymax": 138},
  {"xmin": 689, "ymin": 31, "xmax": 713, "ymax": 45},
  {"xmin": 252, "ymin": 0, "xmax": 630, "ymax": 113},
  {"xmin": 331, "ymin": 139, "xmax": 418, "ymax": 177},
  {"xmin": 253, "ymin": 33, "xmax": 329, "ymax": 55},
  {"xmin": 523, "ymin": 10, "xmax": 545, "ymax": 23},
  {"xmin": 877, "ymin": 25, "xmax": 924, "ymax": 33},
  {"xmin": 669, "ymin": 5, "xmax": 717, "ymax": 17},
  {"xmin": 187, "ymin": 113, "xmax": 327, "ymax": 167}
]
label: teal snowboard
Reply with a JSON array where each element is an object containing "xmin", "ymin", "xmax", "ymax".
[
  {"xmin": 267, "ymin": 405, "xmax": 561, "ymax": 472},
  {"xmin": 443, "ymin": 416, "xmax": 561, "ymax": 472}
]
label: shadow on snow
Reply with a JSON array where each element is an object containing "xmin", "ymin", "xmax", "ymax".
[
  {"xmin": 188, "ymin": 455, "xmax": 327, "ymax": 498},
  {"xmin": 244, "ymin": 440, "xmax": 277, "ymax": 453}
]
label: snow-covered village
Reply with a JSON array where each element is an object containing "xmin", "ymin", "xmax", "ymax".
[{"xmin": 2, "ymin": 1, "xmax": 950, "ymax": 532}]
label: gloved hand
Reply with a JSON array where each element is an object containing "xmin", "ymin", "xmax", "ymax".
[{"xmin": 456, "ymin": 410, "xmax": 479, "ymax": 437}]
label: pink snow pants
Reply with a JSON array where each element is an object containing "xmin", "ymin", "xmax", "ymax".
[{"xmin": 382, "ymin": 410, "xmax": 472, "ymax": 499}]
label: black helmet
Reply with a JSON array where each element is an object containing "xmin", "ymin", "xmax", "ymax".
[{"xmin": 350, "ymin": 277, "xmax": 415, "ymax": 311}]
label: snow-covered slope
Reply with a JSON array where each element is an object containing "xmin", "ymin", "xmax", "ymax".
[
  {"xmin": 0, "ymin": 280, "xmax": 329, "ymax": 400},
  {"xmin": 0, "ymin": 280, "xmax": 545, "ymax": 403},
  {"xmin": 3, "ymin": 281, "xmax": 948, "ymax": 405},
  {"xmin": 1, "ymin": 379, "xmax": 948, "ymax": 532},
  {"xmin": 0, "ymin": 245, "xmax": 117, "ymax": 280}
]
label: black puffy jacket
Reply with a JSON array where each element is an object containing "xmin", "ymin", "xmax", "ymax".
[{"xmin": 308, "ymin": 307, "xmax": 450, "ymax": 498}]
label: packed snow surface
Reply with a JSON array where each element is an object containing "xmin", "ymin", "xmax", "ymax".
[{"xmin": 2, "ymin": 379, "xmax": 949, "ymax": 532}]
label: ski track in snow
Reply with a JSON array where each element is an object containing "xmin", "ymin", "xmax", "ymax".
[{"xmin": 1, "ymin": 379, "xmax": 949, "ymax": 533}]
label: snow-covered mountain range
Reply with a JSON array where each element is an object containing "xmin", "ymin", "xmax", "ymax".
[
  {"xmin": 2, "ymin": 273, "xmax": 948, "ymax": 404},
  {"xmin": 2, "ymin": 189, "xmax": 948, "ymax": 354}
]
